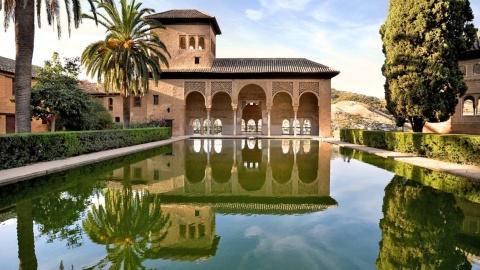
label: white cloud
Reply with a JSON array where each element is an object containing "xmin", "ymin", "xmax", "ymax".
[
  {"xmin": 245, "ymin": 0, "xmax": 312, "ymax": 21},
  {"xmin": 245, "ymin": 9, "xmax": 265, "ymax": 21},
  {"xmin": 259, "ymin": 0, "xmax": 312, "ymax": 12}
]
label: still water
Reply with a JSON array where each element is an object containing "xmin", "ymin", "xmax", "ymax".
[{"xmin": 1, "ymin": 139, "xmax": 480, "ymax": 269}]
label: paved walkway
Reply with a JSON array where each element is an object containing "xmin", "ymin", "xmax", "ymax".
[
  {"xmin": 1, "ymin": 135, "xmax": 480, "ymax": 186},
  {"xmin": 321, "ymin": 138, "xmax": 480, "ymax": 181}
]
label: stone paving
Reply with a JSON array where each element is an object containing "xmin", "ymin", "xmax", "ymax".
[{"xmin": 1, "ymin": 135, "xmax": 479, "ymax": 187}]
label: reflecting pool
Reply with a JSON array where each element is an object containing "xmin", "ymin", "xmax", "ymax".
[{"xmin": 1, "ymin": 139, "xmax": 480, "ymax": 269}]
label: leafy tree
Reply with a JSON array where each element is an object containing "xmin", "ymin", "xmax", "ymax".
[
  {"xmin": 83, "ymin": 189, "xmax": 170, "ymax": 269},
  {"xmin": 380, "ymin": 0, "xmax": 477, "ymax": 132},
  {"xmin": 81, "ymin": 0, "xmax": 170, "ymax": 128},
  {"xmin": 31, "ymin": 53, "xmax": 112, "ymax": 131},
  {"xmin": 377, "ymin": 176, "xmax": 470, "ymax": 269},
  {"xmin": 0, "ymin": 0, "xmax": 95, "ymax": 133}
]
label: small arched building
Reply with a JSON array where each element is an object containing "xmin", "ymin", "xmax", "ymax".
[{"xmin": 101, "ymin": 9, "xmax": 339, "ymax": 137}]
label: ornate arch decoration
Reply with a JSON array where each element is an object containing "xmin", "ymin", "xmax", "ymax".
[
  {"xmin": 184, "ymin": 81, "xmax": 206, "ymax": 105},
  {"xmin": 299, "ymin": 82, "xmax": 320, "ymax": 99},
  {"xmin": 211, "ymin": 81, "xmax": 233, "ymax": 99},
  {"xmin": 272, "ymin": 81, "xmax": 294, "ymax": 99}
]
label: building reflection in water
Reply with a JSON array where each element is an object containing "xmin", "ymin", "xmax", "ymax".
[{"xmin": 107, "ymin": 139, "xmax": 336, "ymax": 262}]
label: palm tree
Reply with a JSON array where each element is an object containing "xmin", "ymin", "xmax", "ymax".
[
  {"xmin": 81, "ymin": 0, "xmax": 169, "ymax": 128},
  {"xmin": 1, "ymin": 0, "xmax": 90, "ymax": 133},
  {"xmin": 83, "ymin": 189, "xmax": 170, "ymax": 269}
]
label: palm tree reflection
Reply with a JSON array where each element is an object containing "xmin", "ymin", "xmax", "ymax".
[{"xmin": 83, "ymin": 189, "xmax": 170, "ymax": 269}]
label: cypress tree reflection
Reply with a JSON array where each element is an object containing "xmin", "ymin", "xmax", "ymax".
[
  {"xmin": 82, "ymin": 189, "xmax": 171, "ymax": 269},
  {"xmin": 377, "ymin": 175, "xmax": 470, "ymax": 269}
]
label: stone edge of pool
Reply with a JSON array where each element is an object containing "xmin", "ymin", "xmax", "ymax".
[
  {"xmin": 1, "ymin": 135, "xmax": 479, "ymax": 187},
  {"xmin": 322, "ymin": 138, "xmax": 480, "ymax": 181}
]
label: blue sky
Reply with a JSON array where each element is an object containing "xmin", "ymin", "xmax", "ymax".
[{"xmin": 0, "ymin": 0, "xmax": 479, "ymax": 98}]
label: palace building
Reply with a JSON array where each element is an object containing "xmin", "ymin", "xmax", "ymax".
[{"xmin": 102, "ymin": 9, "xmax": 340, "ymax": 137}]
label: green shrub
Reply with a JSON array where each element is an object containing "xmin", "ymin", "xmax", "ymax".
[
  {"xmin": 340, "ymin": 129, "xmax": 480, "ymax": 166},
  {"xmin": 0, "ymin": 127, "xmax": 171, "ymax": 170}
]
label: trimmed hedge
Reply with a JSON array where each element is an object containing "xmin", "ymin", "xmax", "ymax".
[
  {"xmin": 339, "ymin": 147, "xmax": 480, "ymax": 203},
  {"xmin": 340, "ymin": 129, "xmax": 480, "ymax": 166},
  {"xmin": 0, "ymin": 127, "xmax": 171, "ymax": 170}
]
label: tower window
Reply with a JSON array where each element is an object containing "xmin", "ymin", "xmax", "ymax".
[
  {"xmin": 179, "ymin": 36, "xmax": 186, "ymax": 49},
  {"xmin": 189, "ymin": 36, "xmax": 195, "ymax": 49},
  {"xmin": 108, "ymin": 98, "xmax": 113, "ymax": 111},
  {"xmin": 115, "ymin": 117, "xmax": 120, "ymax": 122},
  {"xmin": 198, "ymin": 36, "xmax": 205, "ymax": 50},
  {"xmin": 195, "ymin": 57, "xmax": 200, "ymax": 64},
  {"xmin": 153, "ymin": 95, "xmax": 159, "ymax": 105}
]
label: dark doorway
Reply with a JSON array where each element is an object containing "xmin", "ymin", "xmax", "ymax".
[{"xmin": 6, "ymin": 115, "xmax": 15, "ymax": 134}]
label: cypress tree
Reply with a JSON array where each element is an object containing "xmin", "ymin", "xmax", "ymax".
[{"xmin": 380, "ymin": 0, "xmax": 477, "ymax": 132}]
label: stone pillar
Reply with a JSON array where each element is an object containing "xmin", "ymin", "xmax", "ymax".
[
  {"xmin": 293, "ymin": 108, "xmax": 298, "ymax": 136},
  {"xmin": 267, "ymin": 109, "xmax": 271, "ymax": 137},
  {"xmin": 206, "ymin": 108, "xmax": 211, "ymax": 135},
  {"xmin": 232, "ymin": 104, "xmax": 238, "ymax": 136}
]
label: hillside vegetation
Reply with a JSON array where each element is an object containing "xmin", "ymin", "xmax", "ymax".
[{"xmin": 331, "ymin": 89, "xmax": 401, "ymax": 133}]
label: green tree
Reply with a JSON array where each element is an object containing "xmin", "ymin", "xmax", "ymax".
[
  {"xmin": 377, "ymin": 175, "xmax": 470, "ymax": 269},
  {"xmin": 81, "ymin": 0, "xmax": 170, "ymax": 129},
  {"xmin": 0, "ymin": 0, "xmax": 92, "ymax": 133},
  {"xmin": 31, "ymin": 53, "xmax": 112, "ymax": 131},
  {"xmin": 83, "ymin": 189, "xmax": 170, "ymax": 269},
  {"xmin": 380, "ymin": 0, "xmax": 477, "ymax": 132}
]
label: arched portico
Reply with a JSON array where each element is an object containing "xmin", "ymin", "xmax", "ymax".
[
  {"xmin": 185, "ymin": 91, "xmax": 207, "ymax": 135},
  {"xmin": 237, "ymin": 84, "xmax": 267, "ymax": 135}
]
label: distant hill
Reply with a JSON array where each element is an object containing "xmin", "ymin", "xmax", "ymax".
[{"xmin": 330, "ymin": 89, "xmax": 403, "ymax": 135}]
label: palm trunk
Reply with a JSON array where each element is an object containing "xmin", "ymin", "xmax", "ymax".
[
  {"xmin": 123, "ymin": 95, "xmax": 131, "ymax": 129},
  {"xmin": 50, "ymin": 115, "xmax": 56, "ymax": 132},
  {"xmin": 14, "ymin": 0, "xmax": 35, "ymax": 133},
  {"xmin": 17, "ymin": 200, "xmax": 38, "ymax": 270}
]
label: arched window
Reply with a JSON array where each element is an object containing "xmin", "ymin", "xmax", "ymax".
[
  {"xmin": 282, "ymin": 140, "xmax": 290, "ymax": 154},
  {"xmin": 193, "ymin": 139, "xmax": 201, "ymax": 153},
  {"xmin": 189, "ymin": 37, "xmax": 195, "ymax": 49},
  {"xmin": 282, "ymin": 119, "xmax": 290, "ymax": 135},
  {"xmin": 193, "ymin": 119, "xmax": 201, "ymax": 134},
  {"xmin": 257, "ymin": 119, "xmax": 262, "ymax": 132},
  {"xmin": 203, "ymin": 119, "xmax": 211, "ymax": 134},
  {"xmin": 214, "ymin": 119, "xmax": 222, "ymax": 134},
  {"xmin": 460, "ymin": 65, "xmax": 467, "ymax": 76},
  {"xmin": 214, "ymin": 139, "xmax": 222, "ymax": 153},
  {"xmin": 293, "ymin": 119, "xmax": 300, "ymax": 135},
  {"xmin": 303, "ymin": 119, "xmax": 311, "ymax": 135},
  {"xmin": 302, "ymin": 140, "xmax": 311, "ymax": 153},
  {"xmin": 247, "ymin": 119, "xmax": 256, "ymax": 132},
  {"xmin": 179, "ymin": 36, "xmax": 186, "ymax": 49},
  {"xmin": 474, "ymin": 63, "xmax": 480, "ymax": 75},
  {"xmin": 198, "ymin": 36, "xmax": 205, "ymax": 50},
  {"xmin": 108, "ymin": 98, "xmax": 113, "ymax": 111},
  {"xmin": 463, "ymin": 98, "xmax": 475, "ymax": 116}
]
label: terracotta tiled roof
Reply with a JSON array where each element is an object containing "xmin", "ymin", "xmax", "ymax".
[
  {"xmin": 165, "ymin": 58, "xmax": 339, "ymax": 75},
  {"xmin": 0, "ymin": 56, "xmax": 39, "ymax": 77},
  {"xmin": 146, "ymin": 9, "xmax": 221, "ymax": 35},
  {"xmin": 77, "ymin": 80, "xmax": 109, "ymax": 95},
  {"xmin": 146, "ymin": 9, "xmax": 215, "ymax": 19}
]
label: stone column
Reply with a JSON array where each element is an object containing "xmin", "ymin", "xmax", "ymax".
[
  {"xmin": 293, "ymin": 108, "xmax": 298, "ymax": 136},
  {"xmin": 267, "ymin": 109, "xmax": 271, "ymax": 136},
  {"xmin": 233, "ymin": 105, "xmax": 238, "ymax": 136},
  {"xmin": 206, "ymin": 108, "xmax": 211, "ymax": 135}
]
